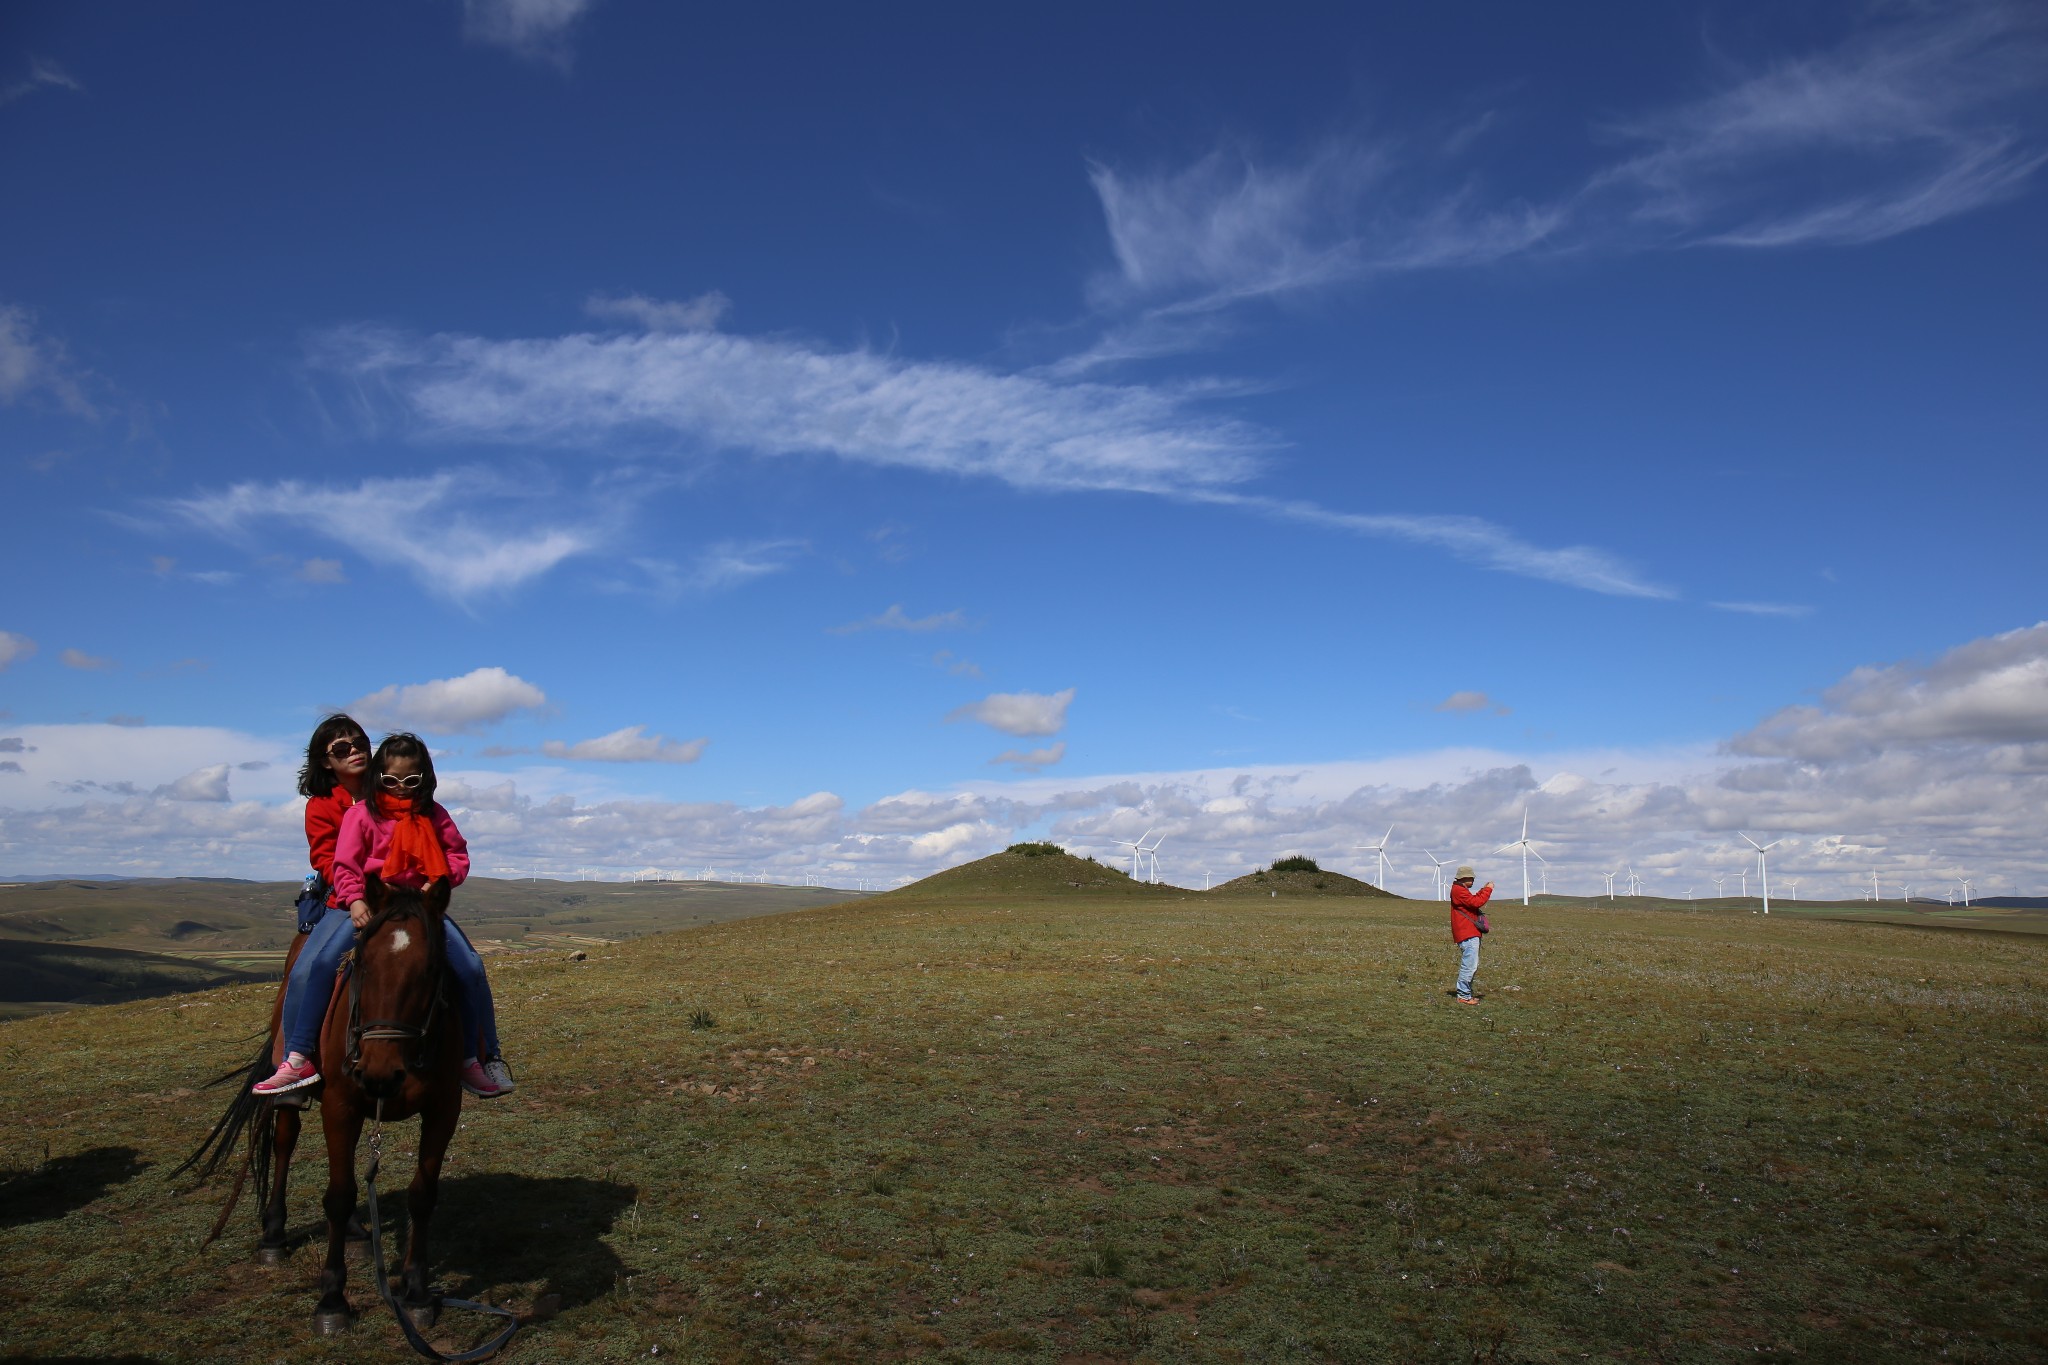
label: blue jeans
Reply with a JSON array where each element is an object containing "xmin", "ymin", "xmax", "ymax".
[
  {"xmin": 1456, "ymin": 937, "xmax": 1480, "ymax": 999},
  {"xmin": 280, "ymin": 911, "xmax": 500, "ymax": 1061}
]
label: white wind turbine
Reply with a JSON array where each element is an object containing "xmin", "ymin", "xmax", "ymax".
[
  {"xmin": 1713, "ymin": 873, "xmax": 1726, "ymax": 899},
  {"xmin": 1959, "ymin": 877, "xmax": 1973, "ymax": 906},
  {"xmin": 1358, "ymin": 826, "xmax": 1395, "ymax": 890},
  {"xmin": 1493, "ymin": 809, "xmax": 1547, "ymax": 906},
  {"xmin": 1625, "ymin": 867, "xmax": 1645, "ymax": 897},
  {"xmin": 1421, "ymin": 849, "xmax": 1451, "ymax": 901},
  {"xmin": 1601, "ymin": 871, "xmax": 1618, "ymax": 900},
  {"xmin": 1784, "ymin": 880, "xmax": 1799, "ymax": 902},
  {"xmin": 1141, "ymin": 831, "xmax": 1165, "ymax": 884},
  {"xmin": 1740, "ymin": 833, "xmax": 1781, "ymax": 914},
  {"xmin": 1869, "ymin": 867, "xmax": 1882, "ymax": 902},
  {"xmin": 1738, "ymin": 867, "xmax": 1749, "ymax": 899},
  {"xmin": 1111, "ymin": 829, "xmax": 1155, "ymax": 881}
]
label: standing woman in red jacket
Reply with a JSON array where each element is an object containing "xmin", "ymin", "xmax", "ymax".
[{"xmin": 1450, "ymin": 865, "xmax": 1494, "ymax": 1005}]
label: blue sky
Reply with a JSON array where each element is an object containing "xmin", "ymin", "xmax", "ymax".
[{"xmin": 3, "ymin": 0, "xmax": 2046, "ymax": 896}]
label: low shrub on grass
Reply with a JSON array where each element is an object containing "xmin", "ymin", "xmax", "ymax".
[
  {"xmin": 1272, "ymin": 855, "xmax": 1321, "ymax": 873},
  {"xmin": 1007, "ymin": 841, "xmax": 1065, "ymax": 858}
]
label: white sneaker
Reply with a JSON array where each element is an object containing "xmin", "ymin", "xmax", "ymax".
[{"xmin": 483, "ymin": 1058, "xmax": 516, "ymax": 1093}]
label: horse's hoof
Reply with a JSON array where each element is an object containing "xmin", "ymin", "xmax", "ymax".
[
  {"xmin": 255, "ymin": 1242, "xmax": 289, "ymax": 1266},
  {"xmin": 404, "ymin": 1300, "xmax": 441, "ymax": 1330},
  {"xmin": 312, "ymin": 1307, "xmax": 354, "ymax": 1336}
]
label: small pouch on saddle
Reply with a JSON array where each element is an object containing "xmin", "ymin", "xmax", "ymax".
[{"xmin": 295, "ymin": 872, "xmax": 331, "ymax": 934}]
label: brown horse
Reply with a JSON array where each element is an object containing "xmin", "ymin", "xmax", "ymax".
[
  {"xmin": 183, "ymin": 874, "xmax": 465, "ymax": 1338},
  {"xmin": 309, "ymin": 872, "xmax": 464, "ymax": 1334}
]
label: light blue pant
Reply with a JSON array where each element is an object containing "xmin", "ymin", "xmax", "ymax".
[
  {"xmin": 280, "ymin": 911, "xmax": 499, "ymax": 1061},
  {"xmin": 1456, "ymin": 937, "xmax": 1480, "ymax": 999}
]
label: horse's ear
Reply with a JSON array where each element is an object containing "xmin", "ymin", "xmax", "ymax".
[{"xmin": 424, "ymin": 877, "xmax": 451, "ymax": 915}]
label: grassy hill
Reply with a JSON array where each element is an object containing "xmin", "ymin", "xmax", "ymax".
[
  {"xmin": 0, "ymin": 940, "xmax": 269, "ymax": 1019},
  {"xmin": 2, "ymin": 892, "xmax": 2043, "ymax": 1361},
  {"xmin": 871, "ymin": 847, "xmax": 1178, "ymax": 901},
  {"xmin": 1210, "ymin": 866, "xmax": 1399, "ymax": 898}
]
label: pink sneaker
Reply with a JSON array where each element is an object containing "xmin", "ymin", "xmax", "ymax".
[
  {"xmin": 460, "ymin": 1058, "xmax": 505, "ymax": 1099},
  {"xmin": 253, "ymin": 1053, "xmax": 320, "ymax": 1095}
]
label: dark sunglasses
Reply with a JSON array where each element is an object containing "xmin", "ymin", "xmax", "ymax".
[
  {"xmin": 378, "ymin": 772, "xmax": 425, "ymax": 791},
  {"xmin": 326, "ymin": 737, "xmax": 369, "ymax": 758}
]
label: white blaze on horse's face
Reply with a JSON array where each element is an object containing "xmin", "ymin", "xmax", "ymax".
[{"xmin": 390, "ymin": 928, "xmax": 412, "ymax": 954}]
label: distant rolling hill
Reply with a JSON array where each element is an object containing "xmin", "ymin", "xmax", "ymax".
[
  {"xmin": 0, "ymin": 940, "xmax": 269, "ymax": 1019},
  {"xmin": 1210, "ymin": 867, "xmax": 1399, "ymax": 898},
  {"xmin": 0, "ymin": 876, "xmax": 867, "ymax": 1016},
  {"xmin": 868, "ymin": 847, "xmax": 1182, "ymax": 901}
]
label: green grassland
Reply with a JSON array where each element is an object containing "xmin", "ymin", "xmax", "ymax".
[
  {"xmin": 1, "ymin": 851, "xmax": 2044, "ymax": 1363},
  {"xmin": 0, "ymin": 877, "xmax": 864, "ymax": 1017}
]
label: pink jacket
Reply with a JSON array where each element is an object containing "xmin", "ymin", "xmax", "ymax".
[{"xmin": 332, "ymin": 800, "xmax": 470, "ymax": 906}]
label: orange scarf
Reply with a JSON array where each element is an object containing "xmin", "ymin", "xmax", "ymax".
[{"xmin": 376, "ymin": 792, "xmax": 450, "ymax": 884}]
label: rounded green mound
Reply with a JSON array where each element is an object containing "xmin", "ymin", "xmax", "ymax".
[
  {"xmin": 874, "ymin": 848, "xmax": 1175, "ymax": 900},
  {"xmin": 1210, "ymin": 867, "xmax": 1401, "ymax": 898}
]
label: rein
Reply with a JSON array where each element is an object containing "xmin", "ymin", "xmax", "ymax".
[{"xmin": 362, "ymin": 1100, "xmax": 520, "ymax": 1362}]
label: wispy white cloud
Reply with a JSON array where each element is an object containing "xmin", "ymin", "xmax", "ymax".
[
  {"xmin": 0, "ymin": 57, "xmax": 83, "ymax": 107},
  {"xmin": 0, "ymin": 303, "xmax": 96, "ymax": 417},
  {"xmin": 619, "ymin": 539, "xmax": 806, "ymax": 600},
  {"xmin": 158, "ymin": 763, "xmax": 231, "ymax": 803},
  {"xmin": 59, "ymin": 648, "xmax": 114, "ymax": 671},
  {"xmin": 460, "ymin": 0, "xmax": 598, "ymax": 67},
  {"xmin": 948, "ymin": 687, "xmax": 1075, "ymax": 738},
  {"xmin": 295, "ymin": 557, "xmax": 347, "ymax": 585},
  {"xmin": 0, "ymin": 632, "xmax": 35, "ymax": 671},
  {"xmin": 931, "ymin": 649, "xmax": 983, "ymax": 679},
  {"xmin": 1195, "ymin": 491, "xmax": 1673, "ymax": 599},
  {"xmin": 309, "ymin": 323, "xmax": 1664, "ymax": 598},
  {"xmin": 348, "ymin": 666, "xmax": 548, "ymax": 735},
  {"xmin": 585, "ymin": 291, "xmax": 731, "ymax": 333},
  {"xmin": 540, "ymin": 725, "xmax": 706, "ymax": 764},
  {"xmin": 1709, "ymin": 600, "xmax": 1813, "ymax": 618},
  {"xmin": 160, "ymin": 468, "xmax": 595, "ymax": 602},
  {"xmin": 829, "ymin": 604, "xmax": 967, "ymax": 635},
  {"xmin": 1595, "ymin": 4, "xmax": 2047, "ymax": 248}
]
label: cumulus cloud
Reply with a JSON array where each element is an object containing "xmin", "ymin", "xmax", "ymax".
[
  {"xmin": 1730, "ymin": 622, "xmax": 2048, "ymax": 762},
  {"xmin": 585, "ymin": 291, "xmax": 731, "ymax": 333},
  {"xmin": 348, "ymin": 666, "xmax": 548, "ymax": 734},
  {"xmin": 158, "ymin": 763, "xmax": 231, "ymax": 803},
  {"xmin": 540, "ymin": 726, "xmax": 707, "ymax": 764},
  {"xmin": 461, "ymin": 0, "xmax": 598, "ymax": 65},
  {"xmin": 60, "ymin": 648, "xmax": 113, "ymax": 671},
  {"xmin": 990, "ymin": 741, "xmax": 1066, "ymax": 773},
  {"xmin": 0, "ymin": 632, "xmax": 36, "ymax": 671},
  {"xmin": 162, "ymin": 468, "xmax": 595, "ymax": 602},
  {"xmin": 829, "ymin": 604, "xmax": 967, "ymax": 635},
  {"xmin": 0, "ymin": 303, "xmax": 95, "ymax": 417},
  {"xmin": 948, "ymin": 687, "xmax": 1075, "ymax": 738},
  {"xmin": 1435, "ymin": 691, "xmax": 1509, "ymax": 715}
]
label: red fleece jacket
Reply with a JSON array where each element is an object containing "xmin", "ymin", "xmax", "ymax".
[
  {"xmin": 304, "ymin": 788, "xmax": 356, "ymax": 907},
  {"xmin": 1451, "ymin": 881, "xmax": 1493, "ymax": 942}
]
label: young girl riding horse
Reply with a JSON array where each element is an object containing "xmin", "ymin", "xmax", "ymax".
[{"xmin": 255, "ymin": 723, "xmax": 514, "ymax": 1099}]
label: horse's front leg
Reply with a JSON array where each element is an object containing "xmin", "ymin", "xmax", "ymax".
[
  {"xmin": 398, "ymin": 1094, "xmax": 461, "ymax": 1325},
  {"xmin": 313, "ymin": 1104, "xmax": 364, "ymax": 1336},
  {"xmin": 257, "ymin": 1104, "xmax": 302, "ymax": 1262}
]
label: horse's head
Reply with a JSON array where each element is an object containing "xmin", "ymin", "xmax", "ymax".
[{"xmin": 349, "ymin": 873, "xmax": 451, "ymax": 1099}]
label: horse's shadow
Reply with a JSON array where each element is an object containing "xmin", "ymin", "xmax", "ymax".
[
  {"xmin": 0, "ymin": 1146, "xmax": 147, "ymax": 1229},
  {"xmin": 425, "ymin": 1173, "xmax": 636, "ymax": 1311}
]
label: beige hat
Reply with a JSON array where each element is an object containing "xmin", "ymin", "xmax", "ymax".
[{"xmin": 1455, "ymin": 865, "xmax": 1476, "ymax": 880}]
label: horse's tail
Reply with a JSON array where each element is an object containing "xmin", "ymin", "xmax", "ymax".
[{"xmin": 172, "ymin": 1032, "xmax": 272, "ymax": 1184}]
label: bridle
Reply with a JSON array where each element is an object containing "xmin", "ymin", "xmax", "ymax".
[{"xmin": 345, "ymin": 888, "xmax": 447, "ymax": 1073}]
